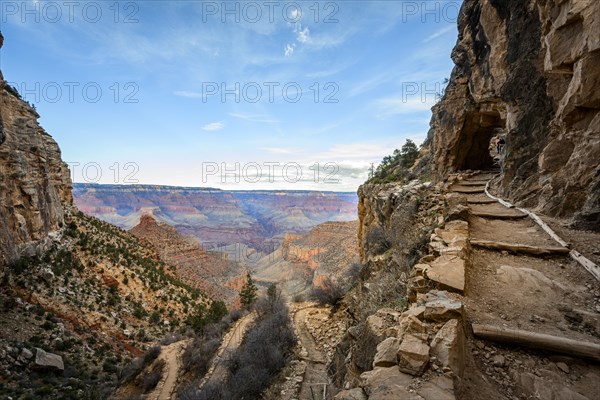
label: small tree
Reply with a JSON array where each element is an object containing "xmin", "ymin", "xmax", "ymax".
[
  {"xmin": 239, "ymin": 272, "xmax": 258, "ymax": 310},
  {"xmin": 400, "ymin": 139, "xmax": 419, "ymax": 168},
  {"xmin": 207, "ymin": 300, "xmax": 227, "ymax": 323}
]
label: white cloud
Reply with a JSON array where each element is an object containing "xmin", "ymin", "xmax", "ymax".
[
  {"xmin": 229, "ymin": 112, "xmax": 279, "ymax": 124},
  {"xmin": 174, "ymin": 91, "xmax": 203, "ymax": 98},
  {"xmin": 290, "ymin": 8, "xmax": 302, "ymax": 20},
  {"xmin": 374, "ymin": 96, "xmax": 437, "ymax": 117},
  {"xmin": 422, "ymin": 25, "xmax": 455, "ymax": 43},
  {"xmin": 201, "ymin": 122, "xmax": 225, "ymax": 131},
  {"xmin": 259, "ymin": 147, "xmax": 295, "ymax": 154},
  {"xmin": 317, "ymin": 143, "xmax": 398, "ymax": 160},
  {"xmin": 284, "ymin": 43, "xmax": 295, "ymax": 57},
  {"xmin": 296, "ymin": 26, "xmax": 311, "ymax": 43}
]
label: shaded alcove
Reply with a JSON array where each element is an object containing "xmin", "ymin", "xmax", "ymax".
[{"xmin": 456, "ymin": 106, "xmax": 506, "ymax": 171}]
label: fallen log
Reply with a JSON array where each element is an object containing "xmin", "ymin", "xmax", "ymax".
[
  {"xmin": 470, "ymin": 239, "xmax": 570, "ymax": 256},
  {"xmin": 472, "ymin": 324, "xmax": 600, "ymax": 362},
  {"xmin": 471, "ymin": 211, "xmax": 527, "ymax": 220}
]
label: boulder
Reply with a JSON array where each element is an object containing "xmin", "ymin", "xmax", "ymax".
[
  {"xmin": 398, "ymin": 315, "xmax": 428, "ymax": 340},
  {"xmin": 334, "ymin": 388, "xmax": 367, "ymax": 400},
  {"xmin": 446, "ymin": 205, "xmax": 469, "ymax": 222},
  {"xmin": 397, "ymin": 334, "xmax": 430, "ymax": 376},
  {"xmin": 402, "ymin": 305, "xmax": 426, "ymax": 320},
  {"xmin": 425, "ymin": 256, "xmax": 466, "ymax": 293},
  {"xmin": 417, "ymin": 376, "xmax": 456, "ymax": 400},
  {"xmin": 360, "ymin": 367, "xmax": 416, "ymax": 399},
  {"xmin": 18, "ymin": 348, "xmax": 33, "ymax": 362},
  {"xmin": 366, "ymin": 314, "xmax": 387, "ymax": 338},
  {"xmin": 34, "ymin": 348, "xmax": 64, "ymax": 371},
  {"xmin": 373, "ymin": 338, "xmax": 400, "ymax": 368},
  {"xmin": 424, "ymin": 291, "xmax": 463, "ymax": 322},
  {"xmin": 430, "ymin": 319, "xmax": 465, "ymax": 377}
]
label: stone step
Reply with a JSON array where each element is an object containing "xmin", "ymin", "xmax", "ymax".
[{"xmin": 451, "ymin": 187, "xmax": 485, "ymax": 194}]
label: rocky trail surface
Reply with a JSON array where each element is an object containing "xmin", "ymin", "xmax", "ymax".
[
  {"xmin": 294, "ymin": 307, "xmax": 330, "ymax": 400},
  {"xmin": 147, "ymin": 339, "xmax": 191, "ymax": 400},
  {"xmin": 198, "ymin": 312, "xmax": 255, "ymax": 389},
  {"xmin": 451, "ymin": 173, "xmax": 600, "ymax": 400}
]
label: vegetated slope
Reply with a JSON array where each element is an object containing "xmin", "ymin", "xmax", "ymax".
[
  {"xmin": 0, "ymin": 209, "xmax": 211, "ymax": 399},
  {"xmin": 0, "ymin": 32, "xmax": 215, "ymax": 399},
  {"xmin": 251, "ymin": 220, "xmax": 361, "ymax": 296},
  {"xmin": 73, "ymin": 183, "xmax": 358, "ymax": 252},
  {"xmin": 130, "ymin": 213, "xmax": 245, "ymax": 305},
  {"xmin": 430, "ymin": 0, "xmax": 600, "ymax": 230}
]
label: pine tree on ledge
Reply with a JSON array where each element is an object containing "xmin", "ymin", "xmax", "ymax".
[{"xmin": 239, "ymin": 271, "xmax": 258, "ymax": 310}]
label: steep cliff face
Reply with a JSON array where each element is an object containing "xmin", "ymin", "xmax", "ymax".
[
  {"xmin": 430, "ymin": 0, "xmax": 599, "ymax": 230},
  {"xmin": 0, "ymin": 34, "xmax": 73, "ymax": 266}
]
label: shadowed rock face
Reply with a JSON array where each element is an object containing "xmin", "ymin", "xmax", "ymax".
[
  {"xmin": 430, "ymin": 0, "xmax": 600, "ymax": 230},
  {"xmin": 0, "ymin": 34, "xmax": 73, "ymax": 266}
]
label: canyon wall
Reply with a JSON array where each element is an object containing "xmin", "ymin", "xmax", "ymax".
[
  {"xmin": 73, "ymin": 183, "xmax": 358, "ymax": 251},
  {"xmin": 0, "ymin": 33, "xmax": 72, "ymax": 266},
  {"xmin": 430, "ymin": 0, "xmax": 599, "ymax": 230}
]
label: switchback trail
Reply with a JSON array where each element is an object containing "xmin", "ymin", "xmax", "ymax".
[
  {"xmin": 148, "ymin": 339, "xmax": 191, "ymax": 400},
  {"xmin": 198, "ymin": 312, "xmax": 255, "ymax": 389}
]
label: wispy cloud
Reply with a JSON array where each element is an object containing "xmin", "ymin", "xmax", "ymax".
[
  {"xmin": 229, "ymin": 112, "xmax": 279, "ymax": 124},
  {"xmin": 374, "ymin": 97, "xmax": 436, "ymax": 117},
  {"xmin": 284, "ymin": 43, "xmax": 295, "ymax": 57},
  {"xmin": 202, "ymin": 122, "xmax": 225, "ymax": 131},
  {"xmin": 296, "ymin": 25, "xmax": 311, "ymax": 43},
  {"xmin": 422, "ymin": 25, "xmax": 455, "ymax": 43},
  {"xmin": 174, "ymin": 91, "xmax": 203, "ymax": 98},
  {"xmin": 259, "ymin": 147, "xmax": 295, "ymax": 154}
]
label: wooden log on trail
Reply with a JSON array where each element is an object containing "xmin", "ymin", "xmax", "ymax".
[
  {"xmin": 470, "ymin": 239, "xmax": 570, "ymax": 256},
  {"xmin": 467, "ymin": 199, "xmax": 497, "ymax": 204},
  {"xmin": 472, "ymin": 324, "xmax": 600, "ymax": 362},
  {"xmin": 470, "ymin": 211, "xmax": 528, "ymax": 220}
]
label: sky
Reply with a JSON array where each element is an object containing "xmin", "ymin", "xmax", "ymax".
[{"xmin": 0, "ymin": 0, "xmax": 461, "ymax": 191}]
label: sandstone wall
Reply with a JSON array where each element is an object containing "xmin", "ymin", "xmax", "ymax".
[
  {"xmin": 0, "ymin": 33, "xmax": 72, "ymax": 266},
  {"xmin": 430, "ymin": 0, "xmax": 599, "ymax": 230}
]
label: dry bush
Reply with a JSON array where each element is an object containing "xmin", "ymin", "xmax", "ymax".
[
  {"xmin": 140, "ymin": 359, "xmax": 165, "ymax": 393},
  {"xmin": 310, "ymin": 278, "xmax": 344, "ymax": 307}
]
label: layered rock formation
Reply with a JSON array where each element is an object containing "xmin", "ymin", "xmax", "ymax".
[
  {"xmin": 0, "ymin": 33, "xmax": 72, "ymax": 266},
  {"xmin": 251, "ymin": 220, "xmax": 360, "ymax": 296},
  {"xmin": 74, "ymin": 184, "xmax": 358, "ymax": 251},
  {"xmin": 430, "ymin": 0, "xmax": 599, "ymax": 230},
  {"xmin": 129, "ymin": 213, "xmax": 244, "ymax": 304}
]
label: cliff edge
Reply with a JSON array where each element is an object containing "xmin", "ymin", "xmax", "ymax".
[
  {"xmin": 0, "ymin": 32, "xmax": 72, "ymax": 266},
  {"xmin": 430, "ymin": 0, "xmax": 599, "ymax": 230}
]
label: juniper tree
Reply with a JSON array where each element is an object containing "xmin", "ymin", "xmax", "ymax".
[{"xmin": 239, "ymin": 272, "xmax": 258, "ymax": 310}]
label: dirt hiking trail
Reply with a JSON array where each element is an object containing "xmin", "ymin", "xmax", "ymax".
[{"xmin": 451, "ymin": 172, "xmax": 600, "ymax": 400}]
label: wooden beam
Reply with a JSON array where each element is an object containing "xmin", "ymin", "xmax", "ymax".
[
  {"xmin": 467, "ymin": 199, "xmax": 498, "ymax": 204},
  {"xmin": 470, "ymin": 211, "xmax": 528, "ymax": 220},
  {"xmin": 472, "ymin": 324, "xmax": 600, "ymax": 362},
  {"xmin": 470, "ymin": 239, "xmax": 570, "ymax": 256}
]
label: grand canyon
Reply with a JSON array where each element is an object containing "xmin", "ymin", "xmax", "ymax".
[{"xmin": 1, "ymin": 1, "xmax": 599, "ymax": 399}]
